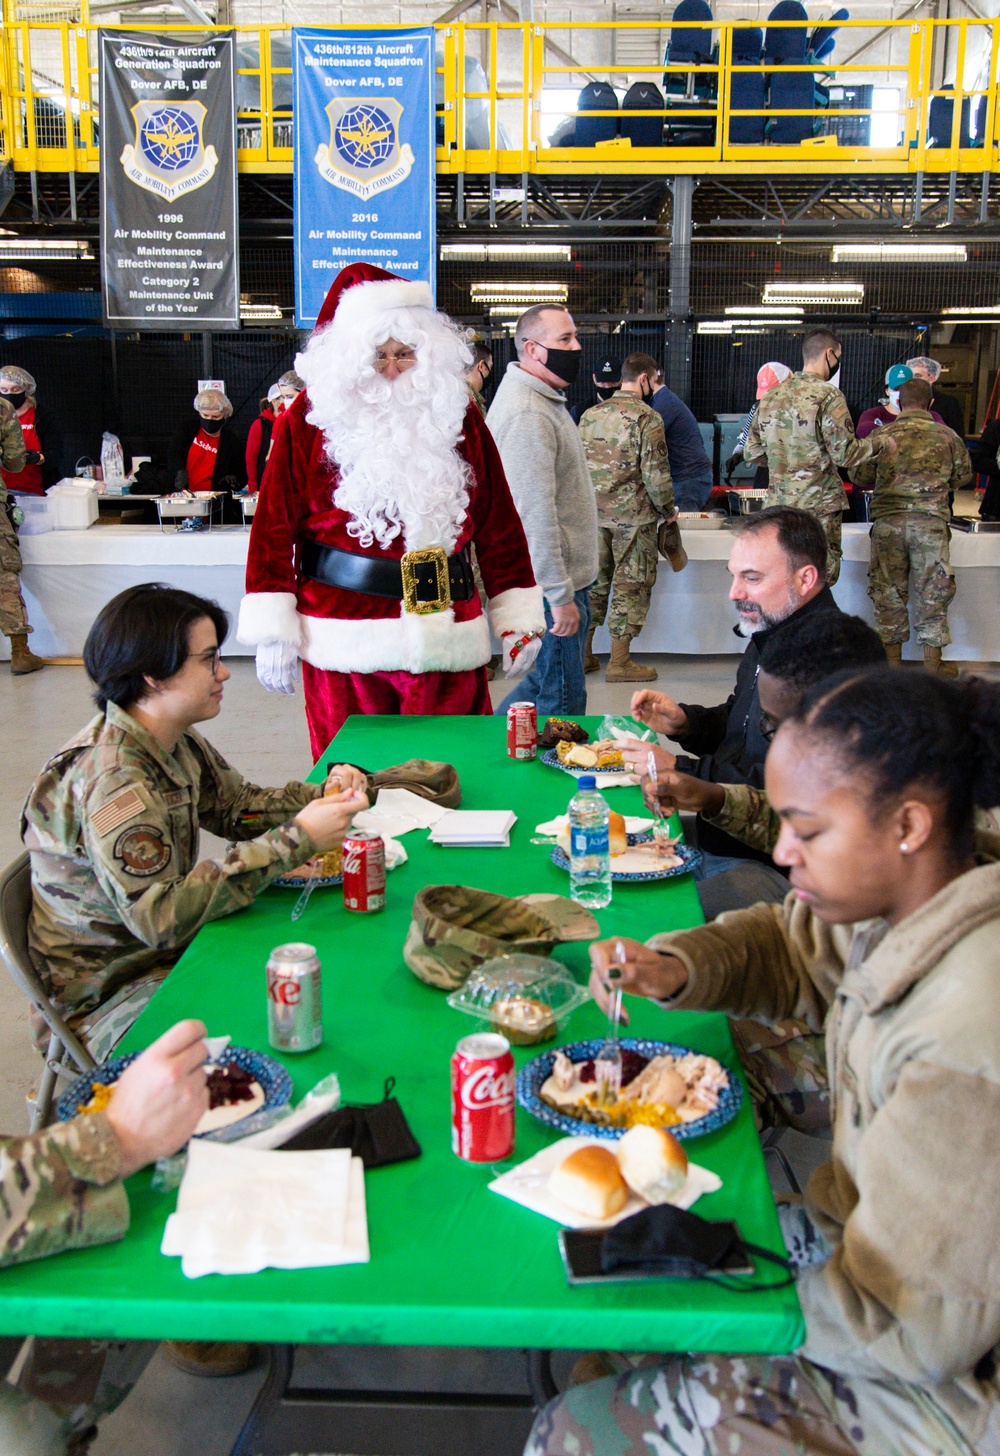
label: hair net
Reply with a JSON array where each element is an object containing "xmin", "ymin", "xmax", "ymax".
[
  {"xmin": 0, "ymin": 365, "xmax": 37, "ymax": 397},
  {"xmin": 277, "ymin": 370, "xmax": 305, "ymax": 391},
  {"xmin": 193, "ymin": 388, "xmax": 232, "ymax": 417}
]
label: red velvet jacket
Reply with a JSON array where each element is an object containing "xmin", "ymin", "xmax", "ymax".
[{"xmin": 238, "ymin": 391, "xmax": 543, "ymax": 676}]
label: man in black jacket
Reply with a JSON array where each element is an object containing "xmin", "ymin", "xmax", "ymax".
[{"xmin": 622, "ymin": 506, "xmax": 839, "ymax": 864}]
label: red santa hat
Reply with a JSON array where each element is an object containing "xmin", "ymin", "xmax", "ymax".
[{"xmin": 313, "ymin": 261, "xmax": 434, "ymax": 336}]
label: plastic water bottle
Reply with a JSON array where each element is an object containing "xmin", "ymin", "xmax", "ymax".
[{"xmin": 568, "ymin": 774, "xmax": 612, "ymax": 909}]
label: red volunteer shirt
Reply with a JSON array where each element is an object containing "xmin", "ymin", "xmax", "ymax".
[
  {"xmin": 1, "ymin": 405, "xmax": 43, "ymax": 495},
  {"xmin": 186, "ymin": 428, "xmax": 219, "ymax": 492}
]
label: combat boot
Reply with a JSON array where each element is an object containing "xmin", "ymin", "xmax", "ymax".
[
  {"xmin": 884, "ymin": 641, "xmax": 903, "ymax": 665},
  {"xmin": 606, "ymin": 637, "xmax": 657, "ymax": 683},
  {"xmin": 7, "ymin": 632, "xmax": 45, "ymax": 674},
  {"xmin": 923, "ymin": 646, "xmax": 959, "ymax": 678},
  {"xmin": 583, "ymin": 628, "xmax": 600, "ymax": 674},
  {"xmin": 163, "ymin": 1341, "xmax": 255, "ymax": 1377}
]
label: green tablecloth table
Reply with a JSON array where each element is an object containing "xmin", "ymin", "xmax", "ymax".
[{"xmin": 0, "ymin": 715, "xmax": 803, "ymax": 1357}]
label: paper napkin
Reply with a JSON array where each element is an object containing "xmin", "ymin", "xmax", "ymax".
[
  {"xmin": 161, "ymin": 1140, "xmax": 369, "ymax": 1278},
  {"xmin": 429, "ymin": 810, "xmax": 517, "ymax": 847},
  {"xmin": 535, "ymin": 815, "xmax": 654, "ymax": 839},
  {"xmin": 489, "ymin": 1136, "xmax": 722, "ymax": 1230}
]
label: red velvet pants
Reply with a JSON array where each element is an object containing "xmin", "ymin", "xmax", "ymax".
[{"xmin": 301, "ymin": 662, "xmax": 492, "ymax": 761}]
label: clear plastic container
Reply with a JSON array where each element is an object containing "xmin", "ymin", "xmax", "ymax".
[
  {"xmin": 568, "ymin": 774, "xmax": 611, "ymax": 910},
  {"xmin": 446, "ymin": 954, "xmax": 590, "ymax": 1045}
]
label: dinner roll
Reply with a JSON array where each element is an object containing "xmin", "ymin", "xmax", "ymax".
[
  {"xmin": 550, "ymin": 1145, "xmax": 628, "ymax": 1219},
  {"xmin": 615, "ymin": 1124, "xmax": 688, "ymax": 1204},
  {"xmin": 608, "ymin": 810, "xmax": 627, "ymax": 858}
]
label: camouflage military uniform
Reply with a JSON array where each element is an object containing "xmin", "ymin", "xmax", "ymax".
[
  {"xmin": 21, "ymin": 701, "xmax": 323, "ymax": 1060},
  {"xmin": 580, "ymin": 392, "xmax": 674, "ymax": 640},
  {"xmin": 853, "ymin": 410, "xmax": 972, "ymax": 648},
  {"xmin": 0, "ymin": 1114, "xmax": 158, "ymax": 1453},
  {"xmin": 700, "ymin": 784, "xmax": 829, "ymax": 1133},
  {"xmin": 744, "ymin": 372, "xmax": 886, "ymax": 586},
  {"xmin": 525, "ymin": 1345, "xmax": 976, "ymax": 1456},
  {"xmin": 0, "ymin": 397, "xmax": 30, "ymax": 637}
]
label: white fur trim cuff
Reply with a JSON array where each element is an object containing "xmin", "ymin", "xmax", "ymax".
[
  {"xmin": 488, "ymin": 585, "xmax": 546, "ymax": 639},
  {"xmin": 237, "ymin": 593, "xmax": 303, "ymax": 649},
  {"xmin": 300, "ymin": 609, "xmax": 491, "ymax": 675},
  {"xmin": 333, "ymin": 279, "xmax": 434, "ymax": 337}
]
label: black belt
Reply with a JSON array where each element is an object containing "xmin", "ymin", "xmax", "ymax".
[{"xmin": 301, "ymin": 538, "xmax": 475, "ymax": 615}]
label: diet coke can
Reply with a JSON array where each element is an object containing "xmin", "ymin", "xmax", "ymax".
[
  {"xmin": 506, "ymin": 701, "xmax": 537, "ymax": 761},
  {"xmin": 266, "ymin": 942, "xmax": 323, "ymax": 1053},
  {"xmin": 451, "ymin": 1032, "xmax": 516, "ymax": 1162},
  {"xmin": 342, "ymin": 830, "xmax": 386, "ymax": 913}
]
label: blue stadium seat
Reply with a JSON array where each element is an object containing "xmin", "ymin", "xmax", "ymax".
[
  {"xmin": 575, "ymin": 81, "xmax": 619, "ymax": 147},
  {"xmin": 808, "ymin": 8, "xmax": 849, "ymax": 65},
  {"xmin": 664, "ymin": 0, "xmax": 716, "ymax": 97},
  {"xmin": 927, "ymin": 87, "xmax": 954, "ymax": 148},
  {"xmin": 765, "ymin": 0, "xmax": 816, "ymax": 143},
  {"xmin": 729, "ymin": 26, "xmax": 765, "ymax": 143},
  {"xmin": 620, "ymin": 81, "xmax": 665, "ymax": 147}
]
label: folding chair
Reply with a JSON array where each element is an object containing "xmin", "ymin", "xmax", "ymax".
[{"xmin": 0, "ymin": 853, "xmax": 94, "ymax": 1131}]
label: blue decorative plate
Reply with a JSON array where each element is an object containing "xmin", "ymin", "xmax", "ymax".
[
  {"xmin": 272, "ymin": 871, "xmax": 342, "ymax": 889},
  {"xmin": 541, "ymin": 747, "xmax": 629, "ymax": 776},
  {"xmin": 57, "ymin": 1045, "xmax": 293, "ymax": 1145},
  {"xmin": 550, "ymin": 839, "xmax": 701, "ymax": 882},
  {"xmin": 517, "ymin": 1037, "xmax": 743, "ymax": 1141}
]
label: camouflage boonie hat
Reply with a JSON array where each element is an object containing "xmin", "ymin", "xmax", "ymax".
[
  {"xmin": 404, "ymin": 884, "xmax": 600, "ymax": 990},
  {"xmin": 371, "ymin": 759, "xmax": 461, "ymax": 809}
]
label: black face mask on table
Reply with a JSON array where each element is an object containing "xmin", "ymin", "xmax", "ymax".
[
  {"xmin": 1, "ymin": 391, "xmax": 26, "ymax": 411},
  {"xmin": 540, "ymin": 345, "xmax": 582, "ymax": 387},
  {"xmin": 199, "ymin": 417, "xmax": 223, "ymax": 435}
]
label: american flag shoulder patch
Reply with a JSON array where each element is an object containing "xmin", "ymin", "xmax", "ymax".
[{"xmin": 90, "ymin": 787, "xmax": 145, "ymax": 838}]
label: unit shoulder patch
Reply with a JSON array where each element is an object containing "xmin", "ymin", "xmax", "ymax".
[{"xmin": 113, "ymin": 824, "xmax": 172, "ymax": 878}]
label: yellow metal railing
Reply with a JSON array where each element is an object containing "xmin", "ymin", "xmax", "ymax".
[{"xmin": 1, "ymin": 14, "xmax": 998, "ymax": 176}]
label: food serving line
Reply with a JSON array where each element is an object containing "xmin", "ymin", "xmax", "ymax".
[
  {"xmin": 9, "ymin": 521, "xmax": 1000, "ymax": 663},
  {"xmin": 0, "ymin": 715, "xmax": 802, "ymax": 1456}
]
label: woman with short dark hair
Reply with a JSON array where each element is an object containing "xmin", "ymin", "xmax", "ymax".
[
  {"xmin": 530, "ymin": 666, "xmax": 1000, "ymax": 1456},
  {"xmin": 22, "ymin": 582, "xmax": 367, "ymax": 1062}
]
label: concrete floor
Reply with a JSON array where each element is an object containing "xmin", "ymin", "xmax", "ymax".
[{"xmin": 0, "ymin": 646, "xmax": 980, "ymax": 1455}]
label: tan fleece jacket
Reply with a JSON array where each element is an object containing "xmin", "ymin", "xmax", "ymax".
[{"xmin": 649, "ymin": 836, "xmax": 1000, "ymax": 1451}]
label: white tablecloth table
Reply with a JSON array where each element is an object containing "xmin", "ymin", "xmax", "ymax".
[{"xmin": 7, "ymin": 520, "xmax": 1000, "ymax": 664}]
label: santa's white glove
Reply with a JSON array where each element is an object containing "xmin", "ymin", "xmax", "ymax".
[
  {"xmin": 256, "ymin": 641, "xmax": 300, "ymax": 695},
  {"xmin": 502, "ymin": 632, "xmax": 544, "ymax": 680}
]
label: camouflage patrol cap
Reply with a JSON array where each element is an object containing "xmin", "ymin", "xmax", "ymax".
[{"xmin": 403, "ymin": 884, "xmax": 600, "ymax": 990}]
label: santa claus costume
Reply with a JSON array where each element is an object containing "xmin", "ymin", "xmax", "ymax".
[{"xmin": 237, "ymin": 263, "xmax": 545, "ymax": 758}]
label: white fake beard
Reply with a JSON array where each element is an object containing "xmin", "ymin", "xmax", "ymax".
[{"xmin": 298, "ymin": 307, "xmax": 473, "ymax": 554}]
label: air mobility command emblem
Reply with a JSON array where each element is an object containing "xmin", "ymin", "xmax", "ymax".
[
  {"xmin": 120, "ymin": 101, "xmax": 218, "ymax": 201},
  {"xmin": 315, "ymin": 98, "xmax": 414, "ymax": 200}
]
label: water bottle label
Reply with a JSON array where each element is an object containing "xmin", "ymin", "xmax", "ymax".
[{"xmin": 571, "ymin": 826, "xmax": 608, "ymax": 857}]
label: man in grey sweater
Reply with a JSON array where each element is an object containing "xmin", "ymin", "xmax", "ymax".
[{"xmin": 487, "ymin": 306, "xmax": 598, "ymax": 717}]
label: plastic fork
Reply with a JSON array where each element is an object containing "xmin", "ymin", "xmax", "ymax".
[
  {"xmin": 595, "ymin": 942, "xmax": 626, "ymax": 1105},
  {"xmin": 646, "ymin": 750, "xmax": 674, "ymax": 853}
]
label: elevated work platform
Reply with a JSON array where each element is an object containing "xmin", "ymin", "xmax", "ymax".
[{"xmin": 0, "ymin": 10, "xmax": 998, "ymax": 178}]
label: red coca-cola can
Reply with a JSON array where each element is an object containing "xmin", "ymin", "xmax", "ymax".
[
  {"xmin": 451, "ymin": 1032, "xmax": 516, "ymax": 1162},
  {"xmin": 506, "ymin": 701, "xmax": 537, "ymax": 761},
  {"xmin": 342, "ymin": 830, "xmax": 386, "ymax": 913},
  {"xmin": 266, "ymin": 942, "xmax": 323, "ymax": 1052}
]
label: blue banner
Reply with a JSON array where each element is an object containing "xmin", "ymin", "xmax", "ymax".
[{"xmin": 293, "ymin": 27, "xmax": 436, "ymax": 328}]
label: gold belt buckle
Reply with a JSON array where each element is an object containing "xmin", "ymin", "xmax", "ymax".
[{"xmin": 401, "ymin": 546, "xmax": 451, "ymax": 615}]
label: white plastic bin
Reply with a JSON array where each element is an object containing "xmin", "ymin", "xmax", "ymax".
[
  {"xmin": 13, "ymin": 494, "xmax": 55, "ymax": 535},
  {"xmin": 46, "ymin": 480, "xmax": 99, "ymax": 530}
]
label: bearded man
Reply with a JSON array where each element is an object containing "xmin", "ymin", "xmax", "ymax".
[
  {"xmin": 622, "ymin": 506, "xmax": 841, "ymax": 870},
  {"xmin": 238, "ymin": 264, "xmax": 544, "ymax": 757}
]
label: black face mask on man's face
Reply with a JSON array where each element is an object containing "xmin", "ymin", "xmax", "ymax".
[
  {"xmin": 199, "ymin": 416, "xmax": 224, "ymax": 435},
  {"xmin": 1, "ymin": 391, "xmax": 26, "ymax": 411},
  {"xmin": 539, "ymin": 344, "xmax": 582, "ymax": 387},
  {"xmin": 595, "ymin": 383, "xmax": 618, "ymax": 402}
]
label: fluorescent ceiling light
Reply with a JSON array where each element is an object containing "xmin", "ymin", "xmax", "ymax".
[
  {"xmin": 764, "ymin": 282, "xmax": 864, "ymax": 305},
  {"xmin": 725, "ymin": 305, "xmax": 804, "ymax": 317},
  {"xmin": 440, "ymin": 243, "xmax": 571, "ymax": 261},
  {"xmin": 240, "ymin": 303, "xmax": 283, "ymax": 320},
  {"xmin": 831, "ymin": 243, "xmax": 967, "ymax": 263},
  {"xmin": 488, "ymin": 304, "xmax": 534, "ymax": 317},
  {"xmin": 0, "ymin": 239, "xmax": 93, "ymax": 261},
  {"xmin": 470, "ymin": 282, "xmax": 567, "ymax": 305},
  {"xmin": 943, "ymin": 304, "xmax": 1000, "ymax": 315},
  {"xmin": 697, "ymin": 321, "xmax": 733, "ymax": 333}
]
